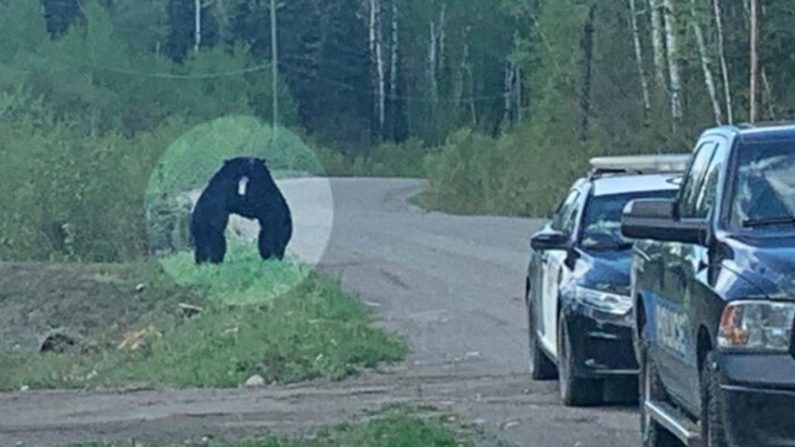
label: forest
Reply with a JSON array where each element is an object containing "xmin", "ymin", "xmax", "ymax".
[{"xmin": 0, "ymin": 0, "xmax": 793, "ymax": 262}]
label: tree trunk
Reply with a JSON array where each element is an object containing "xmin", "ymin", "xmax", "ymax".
[
  {"xmin": 369, "ymin": 0, "xmax": 386, "ymax": 137},
  {"xmin": 438, "ymin": 4, "xmax": 446, "ymax": 71},
  {"xmin": 389, "ymin": 0, "xmax": 399, "ymax": 140},
  {"xmin": 515, "ymin": 65, "xmax": 522, "ymax": 124},
  {"xmin": 629, "ymin": 0, "xmax": 652, "ymax": 119},
  {"xmin": 503, "ymin": 63, "xmax": 515, "ymax": 128},
  {"xmin": 749, "ymin": 0, "xmax": 762, "ymax": 123},
  {"xmin": 194, "ymin": 0, "xmax": 201, "ymax": 53},
  {"xmin": 648, "ymin": 0, "xmax": 668, "ymax": 90},
  {"xmin": 662, "ymin": 0, "xmax": 683, "ymax": 121},
  {"xmin": 690, "ymin": 0, "xmax": 723, "ymax": 124},
  {"xmin": 429, "ymin": 19, "xmax": 437, "ymax": 105},
  {"xmin": 270, "ymin": 0, "xmax": 279, "ymax": 136},
  {"xmin": 713, "ymin": 0, "xmax": 734, "ymax": 123},
  {"xmin": 579, "ymin": 5, "xmax": 596, "ymax": 141}
]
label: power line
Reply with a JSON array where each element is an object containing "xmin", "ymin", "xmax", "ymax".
[{"xmin": 84, "ymin": 60, "xmax": 509, "ymax": 104}]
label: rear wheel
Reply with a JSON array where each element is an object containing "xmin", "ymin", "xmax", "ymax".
[
  {"xmin": 700, "ymin": 351, "xmax": 729, "ymax": 447},
  {"xmin": 639, "ymin": 326, "xmax": 679, "ymax": 447},
  {"xmin": 557, "ymin": 314, "xmax": 603, "ymax": 406},
  {"xmin": 527, "ymin": 286, "xmax": 556, "ymax": 380}
]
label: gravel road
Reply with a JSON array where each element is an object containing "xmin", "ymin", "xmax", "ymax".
[{"xmin": 0, "ymin": 178, "xmax": 639, "ymax": 447}]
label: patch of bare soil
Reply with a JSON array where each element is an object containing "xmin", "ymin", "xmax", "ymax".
[{"xmin": 0, "ymin": 262, "xmax": 196, "ymax": 353}]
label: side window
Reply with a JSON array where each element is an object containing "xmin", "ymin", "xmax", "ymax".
[
  {"xmin": 693, "ymin": 143, "xmax": 728, "ymax": 219},
  {"xmin": 679, "ymin": 142, "xmax": 718, "ymax": 218},
  {"xmin": 560, "ymin": 192, "xmax": 583, "ymax": 234},
  {"xmin": 551, "ymin": 190, "xmax": 580, "ymax": 233}
]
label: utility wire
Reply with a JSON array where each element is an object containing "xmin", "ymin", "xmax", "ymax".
[{"xmin": 85, "ymin": 60, "xmax": 510, "ymax": 104}]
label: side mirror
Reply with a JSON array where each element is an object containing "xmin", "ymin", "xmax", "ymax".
[
  {"xmin": 621, "ymin": 199, "xmax": 707, "ymax": 244},
  {"xmin": 531, "ymin": 231, "xmax": 571, "ymax": 251}
]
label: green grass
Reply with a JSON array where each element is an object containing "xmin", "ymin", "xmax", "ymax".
[
  {"xmin": 160, "ymin": 245, "xmax": 312, "ymax": 306},
  {"xmin": 67, "ymin": 407, "xmax": 471, "ymax": 447},
  {"xmin": 0, "ymin": 248, "xmax": 406, "ymax": 390}
]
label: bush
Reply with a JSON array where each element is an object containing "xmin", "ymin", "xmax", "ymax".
[
  {"xmin": 316, "ymin": 139, "xmax": 428, "ymax": 178},
  {"xmin": 422, "ymin": 128, "xmax": 596, "ymax": 217}
]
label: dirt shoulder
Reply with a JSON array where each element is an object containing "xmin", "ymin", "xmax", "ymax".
[{"xmin": 0, "ymin": 262, "xmax": 195, "ymax": 354}]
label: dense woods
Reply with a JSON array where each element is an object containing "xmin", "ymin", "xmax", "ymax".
[{"xmin": 1, "ymin": 0, "xmax": 794, "ymax": 261}]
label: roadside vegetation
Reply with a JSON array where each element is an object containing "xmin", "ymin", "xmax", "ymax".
[
  {"xmin": 68, "ymin": 406, "xmax": 476, "ymax": 447},
  {"xmin": 0, "ymin": 246, "xmax": 406, "ymax": 391}
]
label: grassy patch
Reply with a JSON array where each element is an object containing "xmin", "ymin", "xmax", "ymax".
[
  {"xmin": 68, "ymin": 407, "xmax": 472, "ymax": 447},
  {"xmin": 160, "ymin": 245, "xmax": 311, "ymax": 306},
  {"xmin": 0, "ymin": 248, "xmax": 406, "ymax": 390}
]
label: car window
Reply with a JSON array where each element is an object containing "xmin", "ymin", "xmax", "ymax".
[
  {"xmin": 731, "ymin": 140, "xmax": 795, "ymax": 228},
  {"xmin": 551, "ymin": 190, "xmax": 580, "ymax": 233},
  {"xmin": 679, "ymin": 142, "xmax": 718, "ymax": 218},
  {"xmin": 580, "ymin": 189, "xmax": 678, "ymax": 249},
  {"xmin": 690, "ymin": 143, "xmax": 727, "ymax": 219}
]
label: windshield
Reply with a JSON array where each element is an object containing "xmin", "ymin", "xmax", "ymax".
[
  {"xmin": 731, "ymin": 141, "xmax": 795, "ymax": 229},
  {"xmin": 581, "ymin": 190, "xmax": 677, "ymax": 249}
]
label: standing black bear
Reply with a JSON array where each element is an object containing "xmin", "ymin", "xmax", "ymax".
[
  {"xmin": 241, "ymin": 158, "xmax": 293, "ymax": 261},
  {"xmin": 190, "ymin": 158, "xmax": 251, "ymax": 264},
  {"xmin": 190, "ymin": 157, "xmax": 292, "ymax": 264}
]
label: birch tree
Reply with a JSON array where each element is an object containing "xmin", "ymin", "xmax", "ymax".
[
  {"xmin": 629, "ymin": 0, "xmax": 651, "ymax": 117},
  {"xmin": 749, "ymin": 0, "xmax": 762, "ymax": 122},
  {"xmin": 689, "ymin": 0, "xmax": 723, "ymax": 124},
  {"xmin": 713, "ymin": 0, "xmax": 733, "ymax": 123},
  {"xmin": 194, "ymin": 0, "xmax": 201, "ymax": 53},
  {"xmin": 662, "ymin": 0, "xmax": 683, "ymax": 120},
  {"xmin": 388, "ymin": 0, "xmax": 399, "ymax": 140},
  {"xmin": 648, "ymin": 0, "xmax": 668, "ymax": 90},
  {"xmin": 369, "ymin": 0, "xmax": 386, "ymax": 136}
]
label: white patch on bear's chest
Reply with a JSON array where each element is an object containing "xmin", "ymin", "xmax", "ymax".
[{"xmin": 238, "ymin": 176, "xmax": 249, "ymax": 196}]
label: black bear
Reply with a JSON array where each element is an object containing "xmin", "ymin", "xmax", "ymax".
[
  {"xmin": 240, "ymin": 158, "xmax": 293, "ymax": 261},
  {"xmin": 190, "ymin": 158, "xmax": 250, "ymax": 264},
  {"xmin": 191, "ymin": 157, "xmax": 292, "ymax": 264}
]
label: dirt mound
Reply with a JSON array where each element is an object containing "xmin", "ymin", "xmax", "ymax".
[{"xmin": 0, "ymin": 262, "xmax": 193, "ymax": 353}]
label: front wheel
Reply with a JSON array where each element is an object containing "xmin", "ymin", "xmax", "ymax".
[
  {"xmin": 557, "ymin": 314, "xmax": 602, "ymax": 407},
  {"xmin": 701, "ymin": 351, "xmax": 729, "ymax": 447}
]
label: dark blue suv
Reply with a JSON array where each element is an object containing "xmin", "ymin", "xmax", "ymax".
[{"xmin": 623, "ymin": 124, "xmax": 795, "ymax": 446}]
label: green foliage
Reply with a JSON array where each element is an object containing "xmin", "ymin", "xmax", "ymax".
[
  {"xmin": 317, "ymin": 139, "xmax": 427, "ymax": 178},
  {"xmin": 148, "ymin": 116, "xmax": 324, "ymax": 197},
  {"xmin": 0, "ymin": 116, "xmax": 189, "ymax": 262},
  {"xmin": 0, "ymin": 250, "xmax": 407, "ymax": 390}
]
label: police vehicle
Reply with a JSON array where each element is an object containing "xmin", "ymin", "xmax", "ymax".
[
  {"xmin": 623, "ymin": 123, "xmax": 795, "ymax": 446},
  {"xmin": 526, "ymin": 155, "xmax": 686, "ymax": 406}
]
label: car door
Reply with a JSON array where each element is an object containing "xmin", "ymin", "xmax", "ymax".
[
  {"xmin": 538, "ymin": 188, "xmax": 582, "ymax": 357},
  {"xmin": 675, "ymin": 138, "xmax": 729, "ymax": 410},
  {"xmin": 655, "ymin": 140, "xmax": 717, "ymax": 404}
]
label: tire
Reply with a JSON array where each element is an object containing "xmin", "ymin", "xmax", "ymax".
[
  {"xmin": 701, "ymin": 351, "xmax": 729, "ymax": 447},
  {"xmin": 557, "ymin": 313, "xmax": 603, "ymax": 407},
  {"xmin": 527, "ymin": 286, "xmax": 557, "ymax": 380},
  {"xmin": 639, "ymin": 327, "xmax": 679, "ymax": 447}
]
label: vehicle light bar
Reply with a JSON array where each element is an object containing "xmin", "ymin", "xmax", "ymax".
[{"xmin": 589, "ymin": 155, "xmax": 691, "ymax": 177}]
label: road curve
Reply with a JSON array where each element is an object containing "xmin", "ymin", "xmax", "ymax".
[
  {"xmin": 318, "ymin": 178, "xmax": 639, "ymax": 446},
  {"xmin": 0, "ymin": 178, "xmax": 639, "ymax": 447}
]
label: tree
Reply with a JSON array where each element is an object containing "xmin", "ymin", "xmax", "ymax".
[
  {"xmin": 689, "ymin": 0, "xmax": 723, "ymax": 124},
  {"xmin": 749, "ymin": 0, "xmax": 762, "ymax": 122},
  {"xmin": 662, "ymin": 0, "xmax": 683, "ymax": 121},
  {"xmin": 628, "ymin": 0, "xmax": 651, "ymax": 119}
]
